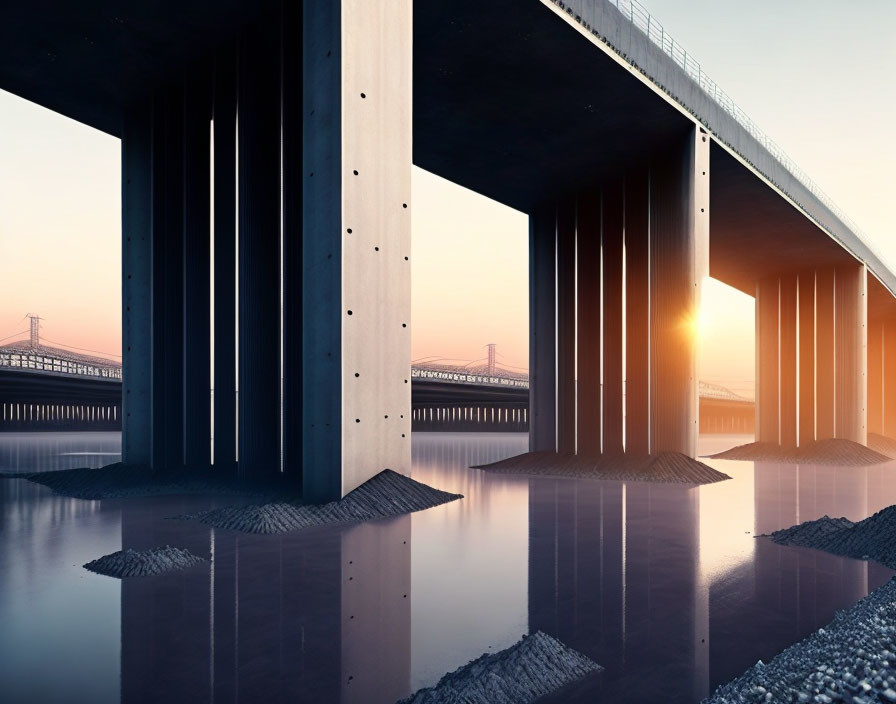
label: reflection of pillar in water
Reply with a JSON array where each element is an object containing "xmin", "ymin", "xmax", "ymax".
[
  {"xmin": 528, "ymin": 479, "xmax": 701, "ymax": 700},
  {"xmin": 753, "ymin": 462, "xmax": 799, "ymax": 537},
  {"xmin": 528, "ymin": 480, "xmax": 622, "ymax": 668},
  {"xmin": 623, "ymin": 482, "xmax": 702, "ymax": 698},
  {"xmin": 341, "ymin": 516, "xmax": 412, "ymax": 704},
  {"xmin": 120, "ymin": 504, "xmax": 412, "ymax": 703}
]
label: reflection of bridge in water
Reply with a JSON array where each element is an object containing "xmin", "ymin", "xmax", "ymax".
[
  {"xmin": 3, "ymin": 433, "xmax": 896, "ymax": 700},
  {"xmin": 0, "ymin": 317, "xmax": 122, "ymax": 432},
  {"xmin": 411, "ymin": 361, "xmax": 754, "ymax": 434}
]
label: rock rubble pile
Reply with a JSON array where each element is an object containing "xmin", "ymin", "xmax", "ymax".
[{"xmin": 398, "ymin": 631, "xmax": 601, "ymax": 704}]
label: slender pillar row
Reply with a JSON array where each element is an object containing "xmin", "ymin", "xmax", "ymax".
[
  {"xmin": 529, "ymin": 125, "xmax": 709, "ymax": 458},
  {"xmin": 866, "ymin": 315, "xmax": 896, "ymax": 438},
  {"xmin": 755, "ymin": 264, "xmax": 867, "ymax": 446},
  {"xmin": 121, "ymin": 1, "xmax": 411, "ymax": 500}
]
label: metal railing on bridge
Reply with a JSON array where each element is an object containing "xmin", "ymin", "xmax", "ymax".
[
  {"xmin": 557, "ymin": 0, "xmax": 879, "ymax": 265},
  {"xmin": 0, "ymin": 350, "xmax": 122, "ymax": 381},
  {"xmin": 411, "ymin": 367, "xmax": 529, "ymax": 390}
]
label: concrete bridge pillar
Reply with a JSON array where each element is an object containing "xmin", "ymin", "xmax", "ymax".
[
  {"xmin": 798, "ymin": 271, "xmax": 816, "ymax": 445},
  {"xmin": 834, "ymin": 263, "xmax": 867, "ymax": 443},
  {"xmin": 238, "ymin": 22, "xmax": 282, "ymax": 480},
  {"xmin": 151, "ymin": 87, "xmax": 186, "ymax": 472},
  {"xmin": 121, "ymin": 1, "xmax": 411, "ymax": 500},
  {"xmin": 755, "ymin": 276, "xmax": 779, "ymax": 443},
  {"xmin": 602, "ymin": 182, "xmax": 624, "ymax": 456},
  {"xmin": 121, "ymin": 106, "xmax": 153, "ymax": 468},
  {"xmin": 212, "ymin": 42, "xmax": 238, "ymax": 476},
  {"xmin": 648, "ymin": 128, "xmax": 709, "ymax": 455},
  {"xmin": 883, "ymin": 320, "xmax": 896, "ymax": 437},
  {"xmin": 528, "ymin": 125, "xmax": 708, "ymax": 458},
  {"xmin": 301, "ymin": 0, "xmax": 412, "ymax": 500},
  {"xmin": 576, "ymin": 193, "xmax": 602, "ymax": 456},
  {"xmin": 779, "ymin": 275, "xmax": 798, "ymax": 447},
  {"xmin": 556, "ymin": 199, "xmax": 577, "ymax": 455},
  {"xmin": 529, "ymin": 204, "xmax": 557, "ymax": 452},
  {"xmin": 868, "ymin": 319, "xmax": 884, "ymax": 437},
  {"xmin": 816, "ymin": 268, "xmax": 836, "ymax": 439},
  {"xmin": 625, "ymin": 168, "xmax": 650, "ymax": 457},
  {"xmin": 183, "ymin": 72, "xmax": 213, "ymax": 471},
  {"xmin": 755, "ymin": 263, "xmax": 867, "ymax": 446}
]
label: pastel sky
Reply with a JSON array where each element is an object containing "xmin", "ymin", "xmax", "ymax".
[{"xmin": 1, "ymin": 0, "xmax": 893, "ymax": 397}]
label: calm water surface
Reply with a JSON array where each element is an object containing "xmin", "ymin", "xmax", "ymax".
[{"xmin": 1, "ymin": 431, "xmax": 894, "ymax": 703}]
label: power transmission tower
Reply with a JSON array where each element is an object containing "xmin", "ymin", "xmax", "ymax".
[{"xmin": 26, "ymin": 314, "xmax": 42, "ymax": 349}]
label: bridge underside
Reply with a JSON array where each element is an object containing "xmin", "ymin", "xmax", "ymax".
[
  {"xmin": 416, "ymin": 0, "xmax": 893, "ymax": 453},
  {"xmin": 2, "ymin": 0, "xmax": 894, "ymax": 494}
]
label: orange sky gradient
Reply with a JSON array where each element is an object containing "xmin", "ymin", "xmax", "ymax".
[
  {"xmin": 0, "ymin": 90, "xmax": 121, "ymax": 359},
  {"xmin": 0, "ymin": 88, "xmax": 766, "ymax": 397}
]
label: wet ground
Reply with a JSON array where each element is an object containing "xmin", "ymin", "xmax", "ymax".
[{"xmin": 1, "ymin": 432, "xmax": 895, "ymax": 703}]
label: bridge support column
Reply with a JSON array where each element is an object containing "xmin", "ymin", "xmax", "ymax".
[
  {"xmin": 122, "ymin": 105, "xmax": 153, "ymax": 467},
  {"xmin": 816, "ymin": 268, "xmax": 836, "ymax": 439},
  {"xmin": 868, "ymin": 318, "xmax": 884, "ymax": 437},
  {"xmin": 602, "ymin": 182, "xmax": 624, "ymax": 456},
  {"xmin": 183, "ymin": 73, "xmax": 212, "ymax": 470},
  {"xmin": 151, "ymin": 87, "xmax": 186, "ymax": 472},
  {"xmin": 121, "ymin": 3, "xmax": 411, "ymax": 498},
  {"xmin": 798, "ymin": 271, "xmax": 816, "ymax": 445},
  {"xmin": 754, "ymin": 276, "xmax": 775, "ymax": 443},
  {"xmin": 530, "ymin": 204, "xmax": 557, "ymax": 452},
  {"xmin": 883, "ymin": 320, "xmax": 896, "ymax": 437},
  {"xmin": 779, "ymin": 274, "xmax": 798, "ymax": 447},
  {"xmin": 238, "ymin": 22, "xmax": 282, "ymax": 480},
  {"xmin": 302, "ymin": 0, "xmax": 412, "ymax": 500},
  {"xmin": 648, "ymin": 127, "xmax": 708, "ymax": 456},
  {"xmin": 834, "ymin": 263, "xmax": 867, "ymax": 443},
  {"xmin": 556, "ymin": 199, "xmax": 577, "ymax": 454},
  {"xmin": 762, "ymin": 265, "xmax": 866, "ymax": 445},
  {"xmin": 625, "ymin": 168, "xmax": 650, "ymax": 457},
  {"xmin": 282, "ymin": 3, "xmax": 303, "ymax": 484},
  {"xmin": 528, "ymin": 127, "xmax": 707, "ymax": 458},
  {"xmin": 212, "ymin": 43, "xmax": 238, "ymax": 475},
  {"xmin": 576, "ymin": 192, "xmax": 602, "ymax": 456}
]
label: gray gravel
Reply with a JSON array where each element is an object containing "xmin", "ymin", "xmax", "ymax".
[
  {"xmin": 475, "ymin": 451, "xmax": 730, "ymax": 485},
  {"xmin": 177, "ymin": 469, "xmax": 462, "ymax": 534},
  {"xmin": 704, "ymin": 576, "xmax": 896, "ymax": 704},
  {"xmin": 765, "ymin": 506, "xmax": 896, "ymax": 570},
  {"xmin": 397, "ymin": 630, "xmax": 601, "ymax": 704},
  {"xmin": 708, "ymin": 439, "xmax": 892, "ymax": 466},
  {"xmin": 84, "ymin": 546, "xmax": 207, "ymax": 578}
]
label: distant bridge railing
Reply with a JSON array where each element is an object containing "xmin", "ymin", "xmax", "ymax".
[
  {"xmin": 411, "ymin": 367, "xmax": 529, "ymax": 390},
  {"xmin": 556, "ymin": 0, "xmax": 877, "ymax": 265},
  {"xmin": 0, "ymin": 351, "xmax": 122, "ymax": 381}
]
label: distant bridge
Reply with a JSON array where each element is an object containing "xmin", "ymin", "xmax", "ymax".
[
  {"xmin": 411, "ymin": 361, "xmax": 753, "ymax": 434},
  {"xmin": 0, "ymin": 320, "xmax": 122, "ymax": 431}
]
